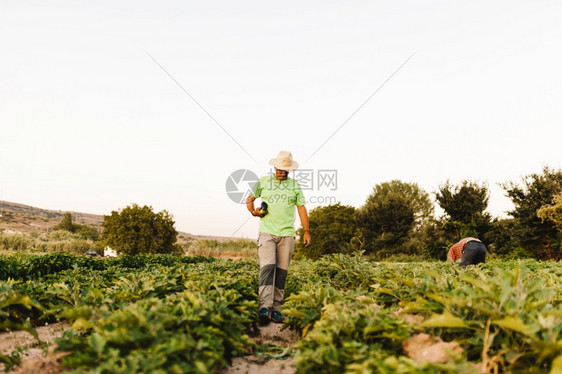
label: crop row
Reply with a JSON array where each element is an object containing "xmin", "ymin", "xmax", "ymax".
[
  {"xmin": 284, "ymin": 255, "xmax": 562, "ymax": 373},
  {"xmin": 1, "ymin": 256, "xmax": 257, "ymax": 372},
  {"xmin": 0, "ymin": 252, "xmax": 215, "ymax": 281},
  {"xmin": 1, "ymin": 253, "xmax": 562, "ymax": 373}
]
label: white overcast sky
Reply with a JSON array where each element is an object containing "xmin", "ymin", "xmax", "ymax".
[{"xmin": 1, "ymin": 1, "xmax": 561, "ymax": 238}]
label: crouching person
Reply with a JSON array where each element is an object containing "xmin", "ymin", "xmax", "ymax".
[{"xmin": 448, "ymin": 237, "xmax": 487, "ymax": 266}]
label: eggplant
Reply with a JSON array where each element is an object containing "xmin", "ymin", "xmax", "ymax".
[{"xmin": 259, "ymin": 201, "xmax": 268, "ymax": 215}]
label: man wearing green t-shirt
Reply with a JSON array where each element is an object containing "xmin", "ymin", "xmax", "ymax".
[{"xmin": 246, "ymin": 151, "xmax": 311, "ymax": 325}]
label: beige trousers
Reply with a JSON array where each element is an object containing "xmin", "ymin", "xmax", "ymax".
[{"xmin": 257, "ymin": 233, "xmax": 295, "ymax": 311}]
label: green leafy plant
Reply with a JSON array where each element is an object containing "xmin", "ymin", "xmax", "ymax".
[{"xmin": 101, "ymin": 204, "xmax": 180, "ymax": 255}]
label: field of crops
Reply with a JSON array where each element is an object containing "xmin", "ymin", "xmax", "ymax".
[{"xmin": 1, "ymin": 253, "xmax": 561, "ymax": 373}]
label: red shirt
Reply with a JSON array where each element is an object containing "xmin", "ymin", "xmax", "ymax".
[{"xmin": 448, "ymin": 237, "xmax": 481, "ymax": 264}]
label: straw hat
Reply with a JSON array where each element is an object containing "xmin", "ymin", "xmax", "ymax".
[{"xmin": 269, "ymin": 151, "xmax": 299, "ymax": 171}]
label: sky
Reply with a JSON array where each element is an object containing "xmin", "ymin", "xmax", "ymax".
[{"xmin": 1, "ymin": 0, "xmax": 561, "ymax": 238}]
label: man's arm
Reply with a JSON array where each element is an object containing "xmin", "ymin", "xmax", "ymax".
[
  {"xmin": 448, "ymin": 242, "xmax": 462, "ymax": 264},
  {"xmin": 297, "ymin": 205, "xmax": 311, "ymax": 247},
  {"xmin": 246, "ymin": 195, "xmax": 265, "ymax": 217}
]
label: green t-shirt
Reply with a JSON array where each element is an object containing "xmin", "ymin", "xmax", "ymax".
[{"xmin": 251, "ymin": 175, "xmax": 305, "ymax": 237}]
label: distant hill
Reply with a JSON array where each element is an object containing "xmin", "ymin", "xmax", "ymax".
[{"xmin": 0, "ymin": 201, "xmax": 232, "ymax": 243}]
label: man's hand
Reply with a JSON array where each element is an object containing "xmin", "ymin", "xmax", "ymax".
[
  {"xmin": 297, "ymin": 205, "xmax": 311, "ymax": 248},
  {"xmin": 251, "ymin": 208, "xmax": 267, "ymax": 218},
  {"xmin": 247, "ymin": 195, "xmax": 263, "ymax": 217},
  {"xmin": 303, "ymin": 230, "xmax": 311, "ymax": 247}
]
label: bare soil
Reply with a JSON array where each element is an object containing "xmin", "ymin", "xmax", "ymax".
[
  {"xmin": 10, "ymin": 347, "xmax": 68, "ymax": 374},
  {"xmin": 223, "ymin": 323, "xmax": 297, "ymax": 374},
  {"xmin": 226, "ymin": 357, "xmax": 295, "ymax": 374},
  {"xmin": 0, "ymin": 322, "xmax": 69, "ymax": 373}
]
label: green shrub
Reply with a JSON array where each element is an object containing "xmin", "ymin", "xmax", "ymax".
[
  {"xmin": 357, "ymin": 180, "xmax": 433, "ymax": 257},
  {"xmin": 502, "ymin": 166, "xmax": 562, "ymax": 259},
  {"xmin": 0, "ymin": 233, "xmax": 35, "ymax": 251},
  {"xmin": 73, "ymin": 225, "xmax": 100, "ymax": 241},
  {"xmin": 52, "ymin": 212, "xmax": 100, "ymax": 241},
  {"xmin": 186, "ymin": 238, "xmax": 257, "ymax": 257},
  {"xmin": 295, "ymin": 203, "xmax": 358, "ymax": 260},
  {"xmin": 101, "ymin": 204, "xmax": 179, "ymax": 255},
  {"xmin": 47, "ymin": 230, "xmax": 84, "ymax": 241},
  {"xmin": 44, "ymin": 239, "xmax": 96, "ymax": 254}
]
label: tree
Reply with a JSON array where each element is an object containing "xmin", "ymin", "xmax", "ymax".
[
  {"xmin": 357, "ymin": 180, "xmax": 433, "ymax": 257},
  {"xmin": 537, "ymin": 195, "xmax": 562, "ymax": 234},
  {"xmin": 101, "ymin": 204, "xmax": 179, "ymax": 255},
  {"xmin": 484, "ymin": 218, "xmax": 529, "ymax": 258},
  {"xmin": 502, "ymin": 167, "xmax": 562, "ymax": 259},
  {"xmin": 53, "ymin": 212, "xmax": 76, "ymax": 232},
  {"xmin": 420, "ymin": 219, "xmax": 451, "ymax": 261},
  {"xmin": 53, "ymin": 212, "xmax": 99, "ymax": 241},
  {"xmin": 295, "ymin": 203, "xmax": 358, "ymax": 259},
  {"xmin": 435, "ymin": 180, "xmax": 491, "ymax": 240},
  {"xmin": 74, "ymin": 225, "xmax": 100, "ymax": 241}
]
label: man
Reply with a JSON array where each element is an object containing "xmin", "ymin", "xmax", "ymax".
[
  {"xmin": 246, "ymin": 150, "xmax": 311, "ymax": 325},
  {"xmin": 448, "ymin": 237, "xmax": 487, "ymax": 266}
]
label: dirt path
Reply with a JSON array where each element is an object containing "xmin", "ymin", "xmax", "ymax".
[
  {"xmin": 223, "ymin": 323, "xmax": 297, "ymax": 374},
  {"xmin": 2, "ymin": 321, "xmax": 298, "ymax": 373},
  {"xmin": 0, "ymin": 322, "xmax": 68, "ymax": 358},
  {"xmin": 0, "ymin": 322, "xmax": 69, "ymax": 373}
]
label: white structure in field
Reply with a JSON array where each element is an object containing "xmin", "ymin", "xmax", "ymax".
[{"xmin": 104, "ymin": 246, "xmax": 118, "ymax": 257}]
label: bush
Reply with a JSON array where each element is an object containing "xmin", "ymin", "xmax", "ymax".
[
  {"xmin": 502, "ymin": 166, "xmax": 562, "ymax": 259},
  {"xmin": 357, "ymin": 180, "xmax": 433, "ymax": 257},
  {"xmin": 296, "ymin": 203, "xmax": 358, "ymax": 259},
  {"xmin": 435, "ymin": 180, "xmax": 492, "ymax": 241},
  {"xmin": 186, "ymin": 238, "xmax": 257, "ymax": 258},
  {"xmin": 0, "ymin": 231, "xmax": 97, "ymax": 255},
  {"xmin": 0, "ymin": 234, "xmax": 35, "ymax": 251},
  {"xmin": 101, "ymin": 204, "xmax": 180, "ymax": 255},
  {"xmin": 484, "ymin": 218, "xmax": 523, "ymax": 256},
  {"xmin": 47, "ymin": 230, "xmax": 84, "ymax": 241},
  {"xmin": 43, "ymin": 239, "xmax": 96, "ymax": 255},
  {"xmin": 52, "ymin": 212, "xmax": 100, "ymax": 241},
  {"xmin": 53, "ymin": 212, "xmax": 75, "ymax": 232},
  {"xmin": 73, "ymin": 225, "xmax": 100, "ymax": 241},
  {"xmin": 537, "ymin": 194, "xmax": 562, "ymax": 233}
]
